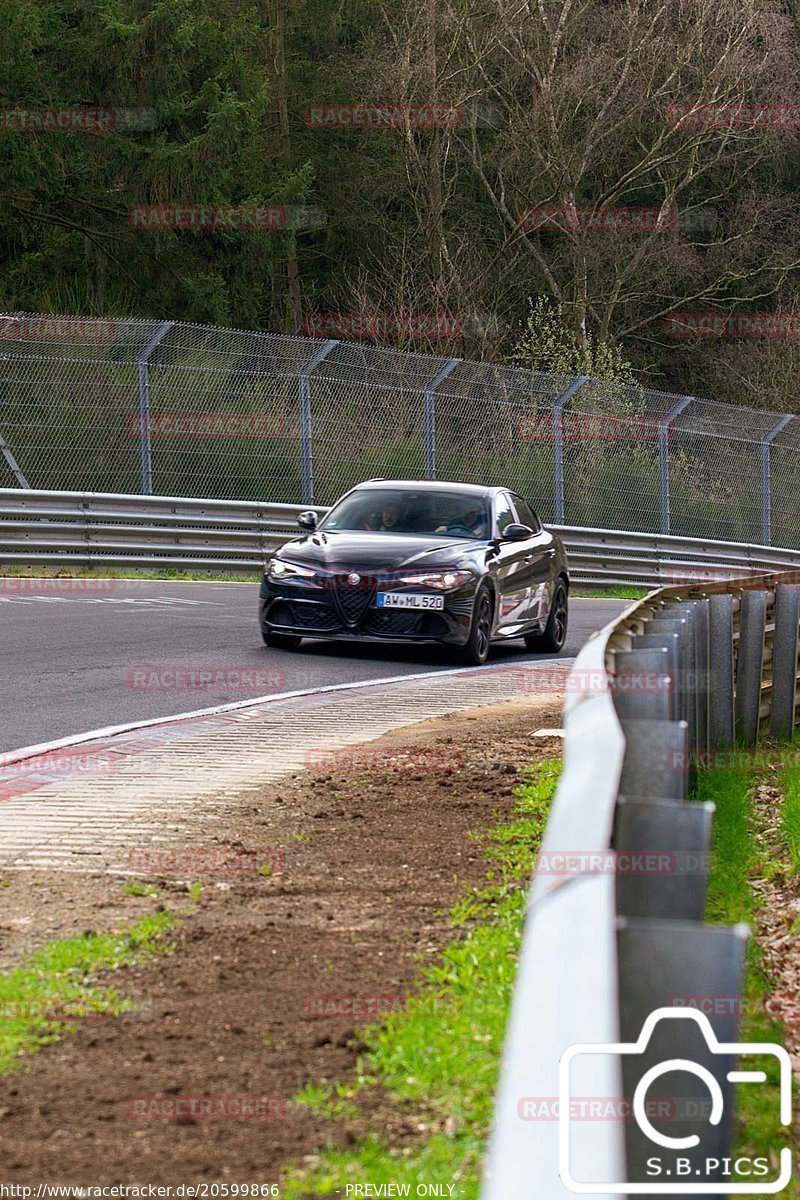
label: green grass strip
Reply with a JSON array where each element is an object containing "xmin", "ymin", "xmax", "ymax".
[
  {"xmin": 0, "ymin": 566, "xmax": 257, "ymax": 582},
  {"xmin": 283, "ymin": 760, "xmax": 560, "ymax": 1199},
  {"xmin": 571, "ymin": 585, "xmax": 649, "ymax": 599},
  {"xmin": 780, "ymin": 760, "xmax": 800, "ymax": 875},
  {"xmin": 0, "ymin": 910, "xmax": 175, "ymax": 1074},
  {"xmin": 694, "ymin": 763, "xmax": 798, "ymax": 1195}
]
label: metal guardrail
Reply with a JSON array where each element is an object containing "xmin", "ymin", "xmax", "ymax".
[
  {"xmin": 2, "ymin": 489, "xmax": 800, "ymax": 585},
  {"xmin": 482, "ymin": 573, "xmax": 800, "ymax": 1198}
]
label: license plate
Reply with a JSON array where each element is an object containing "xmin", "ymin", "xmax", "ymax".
[{"xmin": 376, "ymin": 592, "xmax": 444, "ymax": 610}]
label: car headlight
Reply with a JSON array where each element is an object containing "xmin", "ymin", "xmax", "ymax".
[
  {"xmin": 395, "ymin": 570, "xmax": 472, "ymax": 590},
  {"xmin": 267, "ymin": 558, "xmax": 316, "ymax": 581}
]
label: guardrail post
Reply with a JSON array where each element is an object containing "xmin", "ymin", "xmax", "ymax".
[
  {"xmin": 671, "ymin": 599, "xmax": 709, "ymax": 756},
  {"xmin": 708, "ymin": 594, "xmax": 735, "ymax": 748},
  {"xmin": 616, "ymin": 920, "xmax": 748, "ymax": 1185},
  {"xmin": 552, "ymin": 376, "xmax": 587, "ymax": 525},
  {"xmin": 658, "ymin": 395, "xmax": 693, "ymax": 535},
  {"xmin": 612, "ymin": 647, "xmax": 674, "ymax": 723},
  {"xmin": 760, "ymin": 414, "xmax": 794, "ymax": 545},
  {"xmin": 771, "ymin": 584, "xmax": 800, "ymax": 738},
  {"xmin": 735, "ymin": 589, "xmax": 767, "ymax": 746},
  {"xmin": 298, "ymin": 339, "xmax": 339, "ymax": 505},
  {"xmin": 644, "ymin": 615, "xmax": 689, "ymax": 728},
  {"xmin": 422, "ymin": 358, "xmax": 461, "ymax": 480},
  {"xmin": 615, "ymin": 797, "xmax": 714, "ymax": 919},
  {"xmin": 135, "ymin": 321, "xmax": 174, "ymax": 495},
  {"xmin": 618, "ymin": 716, "xmax": 688, "ymax": 801}
]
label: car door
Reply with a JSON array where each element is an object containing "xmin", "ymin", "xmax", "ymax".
[
  {"xmin": 511, "ymin": 493, "xmax": 557, "ymax": 629},
  {"xmin": 492, "ymin": 491, "xmax": 535, "ymax": 635}
]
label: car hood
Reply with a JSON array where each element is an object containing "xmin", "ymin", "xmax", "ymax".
[{"xmin": 274, "ymin": 530, "xmax": 484, "ymax": 571}]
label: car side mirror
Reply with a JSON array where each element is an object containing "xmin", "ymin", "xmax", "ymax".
[
  {"xmin": 503, "ymin": 522, "xmax": 533, "ymax": 541},
  {"xmin": 298, "ymin": 510, "xmax": 318, "ymax": 531}
]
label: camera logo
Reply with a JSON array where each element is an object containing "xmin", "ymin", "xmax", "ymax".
[{"xmin": 559, "ymin": 1007, "xmax": 791, "ymax": 1193}]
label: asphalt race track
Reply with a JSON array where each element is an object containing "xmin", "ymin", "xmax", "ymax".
[{"xmin": 0, "ymin": 578, "xmax": 629, "ymax": 753}]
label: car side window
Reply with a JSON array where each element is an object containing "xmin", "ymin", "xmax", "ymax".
[
  {"xmin": 512, "ymin": 495, "xmax": 541, "ymax": 532},
  {"xmin": 495, "ymin": 492, "xmax": 516, "ymax": 535}
]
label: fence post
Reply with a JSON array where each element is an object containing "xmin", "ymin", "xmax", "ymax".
[
  {"xmin": 760, "ymin": 414, "xmax": 793, "ymax": 545},
  {"xmin": 135, "ymin": 321, "xmax": 174, "ymax": 495},
  {"xmin": 298, "ymin": 339, "xmax": 339, "ymax": 505},
  {"xmin": 0, "ymin": 314, "xmax": 31, "ymax": 487},
  {"xmin": 0, "ymin": 431, "xmax": 29, "ymax": 488},
  {"xmin": 423, "ymin": 358, "xmax": 461, "ymax": 480},
  {"xmin": 658, "ymin": 395, "xmax": 693, "ymax": 535},
  {"xmin": 551, "ymin": 375, "xmax": 587, "ymax": 525}
]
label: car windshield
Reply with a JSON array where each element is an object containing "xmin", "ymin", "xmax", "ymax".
[{"xmin": 320, "ymin": 489, "xmax": 491, "ymax": 540}]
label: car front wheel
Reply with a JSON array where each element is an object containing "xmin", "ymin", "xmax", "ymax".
[
  {"xmin": 456, "ymin": 584, "xmax": 493, "ymax": 666},
  {"xmin": 524, "ymin": 582, "xmax": 568, "ymax": 654}
]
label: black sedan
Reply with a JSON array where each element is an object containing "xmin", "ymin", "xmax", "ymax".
[{"xmin": 259, "ymin": 480, "xmax": 569, "ymax": 666}]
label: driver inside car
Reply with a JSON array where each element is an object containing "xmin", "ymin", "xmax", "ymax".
[{"xmin": 435, "ymin": 503, "xmax": 488, "ymax": 538}]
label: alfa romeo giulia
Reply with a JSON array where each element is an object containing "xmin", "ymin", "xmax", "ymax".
[{"xmin": 259, "ymin": 480, "xmax": 569, "ymax": 665}]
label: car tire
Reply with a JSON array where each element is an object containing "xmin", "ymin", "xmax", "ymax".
[
  {"xmin": 262, "ymin": 629, "xmax": 303, "ymax": 650},
  {"xmin": 456, "ymin": 584, "xmax": 493, "ymax": 666},
  {"xmin": 524, "ymin": 582, "xmax": 568, "ymax": 654}
]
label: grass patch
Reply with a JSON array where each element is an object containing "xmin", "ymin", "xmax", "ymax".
[
  {"xmin": 780, "ymin": 760, "xmax": 800, "ymax": 875},
  {"xmin": 694, "ymin": 762, "xmax": 798, "ymax": 1195},
  {"xmin": 694, "ymin": 767, "xmax": 755, "ymax": 925},
  {"xmin": 571, "ymin": 584, "xmax": 649, "ymax": 599},
  {"xmin": 0, "ymin": 566, "xmax": 258, "ymax": 583},
  {"xmin": 0, "ymin": 911, "xmax": 175, "ymax": 1075},
  {"xmin": 122, "ymin": 880, "xmax": 160, "ymax": 898},
  {"xmin": 283, "ymin": 759, "xmax": 561, "ymax": 1198}
]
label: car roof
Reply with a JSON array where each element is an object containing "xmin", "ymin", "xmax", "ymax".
[{"xmin": 353, "ymin": 479, "xmax": 498, "ymax": 498}]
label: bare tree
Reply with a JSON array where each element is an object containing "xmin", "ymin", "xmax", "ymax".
[{"xmin": 457, "ymin": 0, "xmax": 800, "ymax": 353}]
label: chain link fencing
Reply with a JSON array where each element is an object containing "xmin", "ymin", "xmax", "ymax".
[{"xmin": 1, "ymin": 312, "xmax": 797, "ymax": 547}]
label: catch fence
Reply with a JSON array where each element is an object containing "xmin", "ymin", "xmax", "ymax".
[{"xmin": 1, "ymin": 313, "xmax": 798, "ymax": 546}]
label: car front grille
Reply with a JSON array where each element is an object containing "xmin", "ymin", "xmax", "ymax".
[{"xmin": 328, "ymin": 574, "xmax": 377, "ymax": 626}]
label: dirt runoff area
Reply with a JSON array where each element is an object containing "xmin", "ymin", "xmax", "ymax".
[{"xmin": 0, "ymin": 696, "xmax": 562, "ymax": 1186}]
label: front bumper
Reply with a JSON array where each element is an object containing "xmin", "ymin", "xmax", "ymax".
[{"xmin": 259, "ymin": 576, "xmax": 477, "ymax": 646}]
